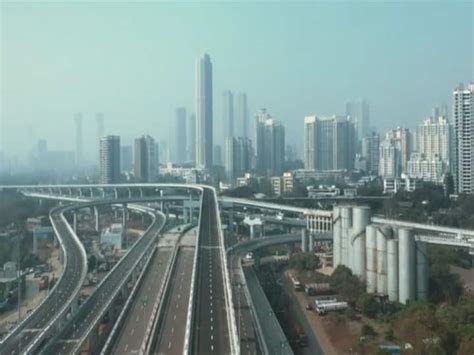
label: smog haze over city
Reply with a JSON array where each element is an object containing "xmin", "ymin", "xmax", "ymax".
[{"xmin": 1, "ymin": 1, "xmax": 472, "ymax": 162}]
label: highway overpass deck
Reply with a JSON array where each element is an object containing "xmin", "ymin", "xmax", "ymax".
[
  {"xmin": 110, "ymin": 247, "xmax": 173, "ymax": 354},
  {"xmin": 41, "ymin": 210, "xmax": 165, "ymax": 354},
  {"xmin": 192, "ymin": 189, "xmax": 231, "ymax": 354},
  {"xmin": 151, "ymin": 246, "xmax": 195, "ymax": 354}
]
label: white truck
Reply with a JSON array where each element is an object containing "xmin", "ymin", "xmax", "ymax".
[{"xmin": 315, "ymin": 301, "xmax": 348, "ymax": 315}]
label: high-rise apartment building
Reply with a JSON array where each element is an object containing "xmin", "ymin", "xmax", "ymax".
[
  {"xmin": 453, "ymin": 83, "xmax": 474, "ymax": 194},
  {"xmin": 416, "ymin": 116, "xmax": 451, "ymax": 163},
  {"xmin": 304, "ymin": 115, "xmax": 355, "ymax": 171},
  {"xmin": 385, "ymin": 127, "xmax": 412, "ymax": 173},
  {"xmin": 379, "ymin": 139, "xmax": 401, "ymax": 179},
  {"xmin": 100, "ymin": 135, "xmax": 120, "ymax": 184},
  {"xmin": 74, "ymin": 112, "xmax": 83, "ymax": 165},
  {"xmin": 187, "ymin": 113, "xmax": 196, "ymax": 162},
  {"xmin": 196, "ymin": 53, "xmax": 213, "ymax": 169},
  {"xmin": 362, "ymin": 132, "xmax": 380, "ymax": 174},
  {"xmin": 236, "ymin": 93, "xmax": 249, "ymax": 138},
  {"xmin": 346, "ymin": 100, "xmax": 370, "ymax": 141},
  {"xmin": 175, "ymin": 107, "xmax": 187, "ymax": 163},
  {"xmin": 408, "ymin": 114, "xmax": 452, "ymax": 184},
  {"xmin": 255, "ymin": 109, "xmax": 285, "ymax": 175},
  {"xmin": 134, "ymin": 135, "xmax": 158, "ymax": 182},
  {"xmin": 225, "ymin": 136, "xmax": 253, "ymax": 182}
]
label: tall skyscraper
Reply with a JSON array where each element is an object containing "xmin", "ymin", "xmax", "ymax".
[
  {"xmin": 222, "ymin": 90, "xmax": 234, "ymax": 141},
  {"xmin": 346, "ymin": 100, "xmax": 370, "ymax": 141},
  {"xmin": 196, "ymin": 53, "xmax": 213, "ymax": 169},
  {"xmin": 120, "ymin": 145, "xmax": 133, "ymax": 172},
  {"xmin": 96, "ymin": 113, "xmax": 105, "ymax": 164},
  {"xmin": 187, "ymin": 113, "xmax": 196, "ymax": 162},
  {"xmin": 362, "ymin": 132, "xmax": 380, "ymax": 174},
  {"xmin": 236, "ymin": 93, "xmax": 249, "ymax": 138},
  {"xmin": 100, "ymin": 135, "xmax": 120, "ymax": 184},
  {"xmin": 453, "ymin": 83, "xmax": 474, "ymax": 194},
  {"xmin": 74, "ymin": 112, "xmax": 83, "ymax": 165},
  {"xmin": 134, "ymin": 135, "xmax": 158, "ymax": 182},
  {"xmin": 255, "ymin": 109, "xmax": 285, "ymax": 175},
  {"xmin": 304, "ymin": 115, "xmax": 355, "ymax": 171},
  {"xmin": 175, "ymin": 107, "xmax": 187, "ymax": 163}
]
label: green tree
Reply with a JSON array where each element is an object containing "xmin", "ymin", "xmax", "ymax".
[{"xmin": 357, "ymin": 292, "xmax": 380, "ymax": 318}]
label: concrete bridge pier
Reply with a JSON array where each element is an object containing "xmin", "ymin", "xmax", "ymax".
[
  {"xmin": 249, "ymin": 225, "xmax": 255, "ymax": 240},
  {"xmin": 95, "ymin": 207, "xmax": 100, "ymax": 232},
  {"xmin": 160, "ymin": 190, "xmax": 164, "ymax": 211},
  {"xmin": 139, "ymin": 188, "xmax": 143, "ymax": 198},
  {"xmin": 113, "ymin": 188, "xmax": 118, "ymax": 199},
  {"xmin": 127, "ymin": 188, "xmax": 132, "ymax": 199},
  {"xmin": 73, "ymin": 212, "xmax": 78, "ymax": 233}
]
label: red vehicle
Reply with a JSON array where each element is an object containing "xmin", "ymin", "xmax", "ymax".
[
  {"xmin": 293, "ymin": 322, "xmax": 308, "ymax": 347},
  {"xmin": 38, "ymin": 276, "xmax": 49, "ymax": 291}
]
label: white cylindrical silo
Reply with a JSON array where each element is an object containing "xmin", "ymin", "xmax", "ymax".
[
  {"xmin": 416, "ymin": 241, "xmax": 429, "ymax": 301},
  {"xmin": 387, "ymin": 239, "xmax": 399, "ymax": 302},
  {"xmin": 376, "ymin": 226, "xmax": 391, "ymax": 295},
  {"xmin": 332, "ymin": 206, "xmax": 341, "ymax": 267},
  {"xmin": 301, "ymin": 229, "xmax": 308, "ymax": 252},
  {"xmin": 351, "ymin": 206, "xmax": 371, "ymax": 279},
  {"xmin": 365, "ymin": 225, "xmax": 377, "ymax": 293},
  {"xmin": 340, "ymin": 206, "xmax": 352, "ymax": 267},
  {"xmin": 398, "ymin": 228, "xmax": 416, "ymax": 303}
]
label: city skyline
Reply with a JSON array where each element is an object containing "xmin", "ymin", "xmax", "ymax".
[{"xmin": 1, "ymin": 1, "xmax": 472, "ymax": 161}]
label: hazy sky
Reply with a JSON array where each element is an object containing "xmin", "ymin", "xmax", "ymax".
[{"xmin": 1, "ymin": 1, "xmax": 473, "ymax": 162}]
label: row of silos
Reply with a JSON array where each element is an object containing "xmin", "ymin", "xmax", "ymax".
[
  {"xmin": 365, "ymin": 226, "xmax": 429, "ymax": 303},
  {"xmin": 332, "ymin": 205, "xmax": 371, "ymax": 279},
  {"xmin": 332, "ymin": 205, "xmax": 429, "ymax": 304}
]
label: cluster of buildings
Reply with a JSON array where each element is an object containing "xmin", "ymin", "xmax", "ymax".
[{"xmin": 9, "ymin": 51, "xmax": 472, "ymax": 197}]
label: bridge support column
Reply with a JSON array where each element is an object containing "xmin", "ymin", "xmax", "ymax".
[
  {"xmin": 183, "ymin": 207, "xmax": 189, "ymax": 223},
  {"xmin": 128, "ymin": 188, "xmax": 132, "ymax": 199},
  {"xmin": 139, "ymin": 188, "xmax": 143, "ymax": 198},
  {"xmin": 301, "ymin": 229, "xmax": 308, "ymax": 252},
  {"xmin": 228, "ymin": 210, "xmax": 234, "ymax": 240},
  {"xmin": 160, "ymin": 190, "xmax": 164, "ymax": 211},
  {"xmin": 79, "ymin": 188, "xmax": 83, "ymax": 197},
  {"xmin": 101, "ymin": 189, "xmax": 105, "ymax": 199},
  {"xmin": 398, "ymin": 228, "xmax": 415, "ymax": 303},
  {"xmin": 95, "ymin": 207, "xmax": 100, "ymax": 232},
  {"xmin": 122, "ymin": 204, "xmax": 128, "ymax": 248},
  {"xmin": 73, "ymin": 212, "xmax": 78, "ymax": 233},
  {"xmin": 249, "ymin": 225, "xmax": 255, "ymax": 240},
  {"xmin": 114, "ymin": 188, "xmax": 118, "ymax": 199}
]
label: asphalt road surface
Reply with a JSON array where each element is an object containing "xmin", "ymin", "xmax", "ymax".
[
  {"xmin": 192, "ymin": 188, "xmax": 231, "ymax": 354},
  {"xmin": 151, "ymin": 247, "xmax": 195, "ymax": 354},
  {"xmin": 111, "ymin": 248, "xmax": 173, "ymax": 354}
]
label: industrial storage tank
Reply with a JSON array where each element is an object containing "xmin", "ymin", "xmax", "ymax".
[
  {"xmin": 398, "ymin": 228, "xmax": 416, "ymax": 303},
  {"xmin": 387, "ymin": 238, "xmax": 399, "ymax": 302},
  {"xmin": 376, "ymin": 226, "xmax": 391, "ymax": 295},
  {"xmin": 365, "ymin": 225, "xmax": 377, "ymax": 293},
  {"xmin": 351, "ymin": 206, "xmax": 371, "ymax": 279},
  {"xmin": 416, "ymin": 241, "xmax": 429, "ymax": 300},
  {"xmin": 340, "ymin": 206, "xmax": 353, "ymax": 268},
  {"xmin": 332, "ymin": 206, "xmax": 341, "ymax": 267}
]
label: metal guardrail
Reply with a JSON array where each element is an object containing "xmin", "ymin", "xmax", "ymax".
[
  {"xmin": 213, "ymin": 188, "xmax": 240, "ymax": 354},
  {"xmin": 183, "ymin": 188, "xmax": 204, "ymax": 355}
]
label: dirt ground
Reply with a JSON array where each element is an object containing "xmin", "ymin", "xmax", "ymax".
[{"xmin": 0, "ymin": 245, "xmax": 63, "ymax": 332}]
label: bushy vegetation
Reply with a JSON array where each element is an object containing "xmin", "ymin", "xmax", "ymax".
[{"xmin": 289, "ymin": 252, "xmax": 320, "ymax": 271}]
